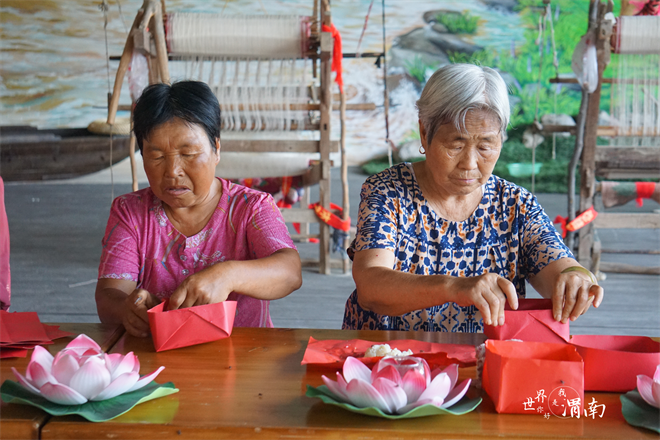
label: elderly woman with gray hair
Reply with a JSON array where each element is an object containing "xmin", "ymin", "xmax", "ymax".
[{"xmin": 343, "ymin": 63, "xmax": 604, "ymax": 333}]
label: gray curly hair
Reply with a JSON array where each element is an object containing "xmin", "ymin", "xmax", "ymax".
[{"xmin": 416, "ymin": 63, "xmax": 510, "ymax": 145}]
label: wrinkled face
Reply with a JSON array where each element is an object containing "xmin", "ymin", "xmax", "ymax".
[
  {"xmin": 142, "ymin": 117, "xmax": 220, "ymax": 209},
  {"xmin": 420, "ymin": 109, "xmax": 502, "ymax": 197}
]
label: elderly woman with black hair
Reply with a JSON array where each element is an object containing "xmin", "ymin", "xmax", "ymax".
[
  {"xmin": 344, "ymin": 63, "xmax": 604, "ymax": 333},
  {"xmin": 96, "ymin": 81, "xmax": 302, "ymax": 337}
]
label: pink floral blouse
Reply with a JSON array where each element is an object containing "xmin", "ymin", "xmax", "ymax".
[{"xmin": 98, "ymin": 178, "xmax": 296, "ymax": 327}]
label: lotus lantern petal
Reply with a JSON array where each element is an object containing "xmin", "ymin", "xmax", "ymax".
[
  {"xmin": 12, "ymin": 334, "xmax": 164, "ymax": 405},
  {"xmin": 637, "ymin": 364, "xmax": 660, "ymax": 409},
  {"xmin": 322, "ymin": 356, "xmax": 471, "ymax": 415}
]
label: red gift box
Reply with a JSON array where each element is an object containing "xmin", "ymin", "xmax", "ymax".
[
  {"xmin": 147, "ymin": 301, "xmax": 236, "ymax": 352},
  {"xmin": 569, "ymin": 334, "xmax": 660, "ymax": 392},
  {"xmin": 483, "ymin": 298, "xmax": 569, "ymax": 344},
  {"xmin": 483, "ymin": 339, "xmax": 584, "ymax": 415}
]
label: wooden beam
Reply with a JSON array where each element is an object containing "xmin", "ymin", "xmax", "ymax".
[
  {"xmin": 595, "ymin": 147, "xmax": 660, "ymax": 166},
  {"xmin": 301, "ymin": 258, "xmax": 351, "ymax": 269},
  {"xmin": 538, "ymin": 125, "xmax": 659, "ymax": 137},
  {"xmin": 593, "ymin": 213, "xmax": 660, "ymax": 229},
  {"xmin": 601, "ymin": 248, "xmax": 660, "ymax": 254},
  {"xmin": 550, "ymin": 77, "xmax": 660, "ymax": 85},
  {"xmin": 220, "ymin": 139, "xmax": 338, "ymax": 153},
  {"xmin": 599, "ymin": 262, "xmax": 660, "ymax": 275},
  {"xmin": 280, "ymin": 208, "xmax": 319, "ymax": 224}
]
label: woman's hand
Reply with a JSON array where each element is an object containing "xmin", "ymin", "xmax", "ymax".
[
  {"xmin": 167, "ymin": 263, "xmax": 234, "ymax": 310},
  {"xmin": 553, "ymin": 270, "xmax": 603, "ymax": 324},
  {"xmin": 451, "ymin": 273, "xmax": 519, "ymax": 326},
  {"xmin": 528, "ymin": 259, "xmax": 604, "ymax": 324},
  {"xmin": 123, "ymin": 288, "xmax": 160, "ymax": 338}
]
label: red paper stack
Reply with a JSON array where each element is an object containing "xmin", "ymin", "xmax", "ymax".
[{"xmin": 0, "ymin": 311, "xmax": 73, "ymax": 358}]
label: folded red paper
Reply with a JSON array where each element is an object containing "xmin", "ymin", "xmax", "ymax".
[
  {"xmin": 483, "ymin": 339, "xmax": 584, "ymax": 415},
  {"xmin": 569, "ymin": 334, "xmax": 660, "ymax": 392},
  {"xmin": 0, "ymin": 311, "xmax": 50, "ymax": 345},
  {"xmin": 0, "ymin": 311, "xmax": 73, "ymax": 358},
  {"xmin": 301, "ymin": 337, "xmax": 477, "ymax": 368},
  {"xmin": 0, "ymin": 348, "xmax": 28, "ymax": 359},
  {"xmin": 147, "ymin": 301, "xmax": 237, "ymax": 352},
  {"xmin": 483, "ymin": 298, "xmax": 569, "ymax": 344}
]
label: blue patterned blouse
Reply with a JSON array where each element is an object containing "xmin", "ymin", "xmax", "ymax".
[{"xmin": 343, "ymin": 163, "xmax": 572, "ymax": 333}]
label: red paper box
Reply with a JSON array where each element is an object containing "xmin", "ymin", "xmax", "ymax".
[
  {"xmin": 483, "ymin": 298, "xmax": 569, "ymax": 344},
  {"xmin": 569, "ymin": 334, "xmax": 660, "ymax": 392},
  {"xmin": 483, "ymin": 340, "xmax": 584, "ymax": 415},
  {"xmin": 147, "ymin": 301, "xmax": 237, "ymax": 352}
]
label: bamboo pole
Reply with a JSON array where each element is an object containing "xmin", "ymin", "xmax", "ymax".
[
  {"xmin": 340, "ymin": 88, "xmax": 350, "ymax": 274},
  {"xmin": 107, "ymin": 11, "xmax": 143, "ymax": 125},
  {"xmin": 318, "ymin": 0, "xmax": 332, "ymax": 274},
  {"xmin": 151, "ymin": 2, "xmax": 170, "ymax": 84},
  {"xmin": 128, "ymin": 132, "xmax": 138, "ymax": 192}
]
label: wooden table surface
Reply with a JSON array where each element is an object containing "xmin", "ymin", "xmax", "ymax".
[
  {"xmin": 0, "ymin": 323, "xmax": 124, "ymax": 440},
  {"xmin": 35, "ymin": 327, "xmax": 658, "ymax": 440}
]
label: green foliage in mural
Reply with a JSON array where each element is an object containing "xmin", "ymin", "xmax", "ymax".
[
  {"xmin": 436, "ymin": 11, "xmax": 480, "ymax": 35},
  {"xmin": 404, "ymin": 56, "xmax": 439, "ymax": 86}
]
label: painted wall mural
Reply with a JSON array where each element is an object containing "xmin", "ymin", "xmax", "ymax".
[{"xmin": 1, "ymin": 1, "xmax": 623, "ymax": 191}]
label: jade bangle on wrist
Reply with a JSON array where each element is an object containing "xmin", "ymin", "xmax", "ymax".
[{"xmin": 561, "ymin": 266, "xmax": 598, "ymax": 285}]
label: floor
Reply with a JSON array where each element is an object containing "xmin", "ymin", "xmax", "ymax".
[{"xmin": 4, "ymin": 159, "xmax": 659, "ymax": 336}]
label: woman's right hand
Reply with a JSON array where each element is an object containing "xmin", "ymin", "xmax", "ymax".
[
  {"xmin": 123, "ymin": 289, "xmax": 160, "ymax": 338},
  {"xmin": 451, "ymin": 273, "xmax": 519, "ymax": 326}
]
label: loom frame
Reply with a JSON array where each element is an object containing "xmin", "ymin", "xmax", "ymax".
[
  {"xmin": 558, "ymin": 0, "xmax": 660, "ymax": 276},
  {"xmin": 106, "ymin": 0, "xmax": 354, "ymax": 275}
]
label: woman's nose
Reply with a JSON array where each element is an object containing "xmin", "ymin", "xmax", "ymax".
[
  {"xmin": 164, "ymin": 156, "xmax": 183, "ymax": 176},
  {"xmin": 457, "ymin": 148, "xmax": 479, "ymax": 169}
]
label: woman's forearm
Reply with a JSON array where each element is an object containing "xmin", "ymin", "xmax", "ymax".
[
  {"xmin": 95, "ymin": 287, "xmax": 130, "ymax": 324},
  {"xmin": 216, "ymin": 248, "xmax": 302, "ymax": 300},
  {"xmin": 355, "ymin": 266, "xmax": 455, "ymax": 315}
]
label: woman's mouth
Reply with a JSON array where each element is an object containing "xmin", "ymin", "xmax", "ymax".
[{"xmin": 165, "ymin": 186, "xmax": 190, "ymax": 196}]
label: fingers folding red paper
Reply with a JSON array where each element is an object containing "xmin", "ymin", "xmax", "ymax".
[
  {"xmin": 483, "ymin": 298, "xmax": 569, "ymax": 344},
  {"xmin": 147, "ymin": 301, "xmax": 237, "ymax": 352}
]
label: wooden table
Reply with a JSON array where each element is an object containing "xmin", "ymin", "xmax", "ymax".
[
  {"xmin": 0, "ymin": 323, "xmax": 124, "ymax": 440},
  {"xmin": 35, "ymin": 327, "xmax": 657, "ymax": 440}
]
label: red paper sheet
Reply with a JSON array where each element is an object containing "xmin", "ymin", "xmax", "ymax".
[
  {"xmin": 0, "ymin": 311, "xmax": 51, "ymax": 345},
  {"xmin": 148, "ymin": 301, "xmax": 237, "ymax": 352},
  {"xmin": 42, "ymin": 324, "xmax": 74, "ymax": 341},
  {"xmin": 569, "ymin": 334, "xmax": 660, "ymax": 392},
  {"xmin": 0, "ymin": 347, "xmax": 28, "ymax": 358},
  {"xmin": 483, "ymin": 298, "xmax": 569, "ymax": 344},
  {"xmin": 301, "ymin": 337, "xmax": 476, "ymax": 369}
]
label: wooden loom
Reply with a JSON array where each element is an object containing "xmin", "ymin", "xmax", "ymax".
[
  {"xmin": 106, "ymin": 0, "xmax": 370, "ymax": 275},
  {"xmin": 547, "ymin": 0, "xmax": 660, "ymax": 275}
]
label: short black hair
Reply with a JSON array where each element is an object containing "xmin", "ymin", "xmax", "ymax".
[{"xmin": 132, "ymin": 81, "xmax": 221, "ymax": 153}]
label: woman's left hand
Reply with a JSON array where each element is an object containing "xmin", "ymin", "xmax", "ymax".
[
  {"xmin": 167, "ymin": 263, "xmax": 234, "ymax": 310},
  {"xmin": 552, "ymin": 270, "xmax": 603, "ymax": 324}
]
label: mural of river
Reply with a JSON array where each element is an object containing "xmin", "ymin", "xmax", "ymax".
[{"xmin": 0, "ymin": 0, "xmax": 526, "ymax": 164}]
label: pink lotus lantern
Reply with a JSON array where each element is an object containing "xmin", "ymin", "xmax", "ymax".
[
  {"xmin": 11, "ymin": 334, "xmax": 164, "ymax": 405},
  {"xmin": 637, "ymin": 365, "xmax": 660, "ymax": 408},
  {"xmin": 321, "ymin": 356, "xmax": 471, "ymax": 415}
]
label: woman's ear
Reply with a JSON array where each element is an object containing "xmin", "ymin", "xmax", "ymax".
[
  {"xmin": 213, "ymin": 139, "xmax": 221, "ymax": 165},
  {"xmin": 418, "ymin": 119, "xmax": 427, "ymax": 147}
]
